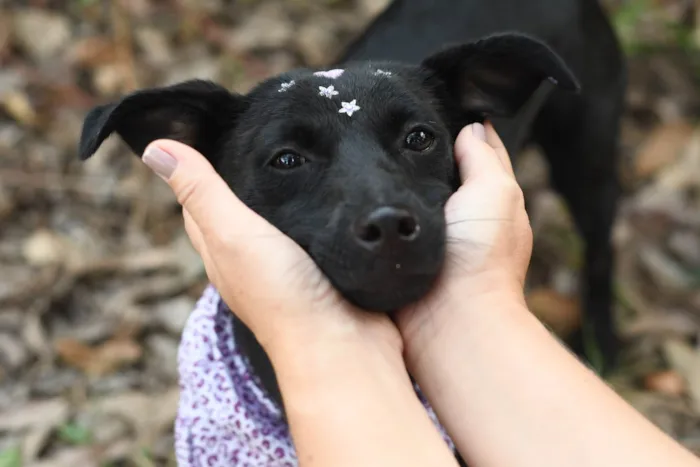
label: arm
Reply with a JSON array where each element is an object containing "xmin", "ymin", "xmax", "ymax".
[
  {"xmin": 267, "ymin": 329, "xmax": 460, "ymax": 467},
  {"xmin": 404, "ymin": 289, "xmax": 699, "ymax": 467},
  {"xmin": 398, "ymin": 122, "xmax": 700, "ymax": 467}
]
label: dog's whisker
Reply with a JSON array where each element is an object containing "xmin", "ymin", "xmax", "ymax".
[
  {"xmin": 444, "ymin": 253, "xmax": 472, "ymax": 275},
  {"xmin": 224, "ymin": 233, "xmax": 288, "ymax": 240},
  {"xmin": 445, "ymin": 235, "xmax": 493, "ymax": 249},
  {"xmin": 446, "ymin": 217, "xmax": 512, "ymax": 226}
]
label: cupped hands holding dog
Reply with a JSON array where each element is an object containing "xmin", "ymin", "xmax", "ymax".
[
  {"xmin": 142, "ymin": 129, "xmax": 462, "ymax": 467},
  {"xmin": 142, "ymin": 123, "xmax": 700, "ymax": 467},
  {"xmin": 142, "ymin": 121, "xmax": 531, "ymax": 358}
]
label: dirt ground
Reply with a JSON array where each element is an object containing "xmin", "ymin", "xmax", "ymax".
[{"xmin": 0, "ymin": 0, "xmax": 699, "ymax": 465}]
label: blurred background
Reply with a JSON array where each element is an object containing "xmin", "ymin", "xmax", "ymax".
[{"xmin": 0, "ymin": 0, "xmax": 698, "ymax": 465}]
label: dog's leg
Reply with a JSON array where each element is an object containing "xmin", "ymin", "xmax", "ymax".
[{"xmin": 532, "ymin": 87, "xmax": 624, "ymax": 374}]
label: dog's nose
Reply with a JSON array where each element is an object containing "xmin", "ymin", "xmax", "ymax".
[{"xmin": 353, "ymin": 206, "xmax": 421, "ymax": 250}]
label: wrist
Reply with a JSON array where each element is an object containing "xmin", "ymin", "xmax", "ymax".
[
  {"xmin": 271, "ymin": 336, "xmax": 407, "ymax": 404},
  {"xmin": 261, "ymin": 307, "xmax": 405, "ymax": 382},
  {"xmin": 264, "ymin": 308, "xmax": 400, "ymax": 358},
  {"xmin": 265, "ymin": 321, "xmax": 460, "ymax": 467},
  {"xmin": 397, "ymin": 274, "xmax": 529, "ymax": 369},
  {"xmin": 265, "ymin": 322, "xmax": 418, "ymax": 438}
]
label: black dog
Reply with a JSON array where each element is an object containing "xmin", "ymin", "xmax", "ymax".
[
  {"xmin": 332, "ymin": 0, "xmax": 627, "ymax": 369},
  {"xmin": 79, "ymin": 0, "xmax": 625, "ymax": 464}
]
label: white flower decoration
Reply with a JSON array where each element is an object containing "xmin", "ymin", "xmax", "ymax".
[
  {"xmin": 278, "ymin": 80, "xmax": 295, "ymax": 92},
  {"xmin": 339, "ymin": 99, "xmax": 360, "ymax": 117},
  {"xmin": 318, "ymin": 85, "xmax": 339, "ymax": 99},
  {"xmin": 314, "ymin": 69, "xmax": 344, "ymax": 79},
  {"xmin": 375, "ymin": 69, "xmax": 392, "ymax": 76}
]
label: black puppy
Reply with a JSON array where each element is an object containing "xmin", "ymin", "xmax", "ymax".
[
  {"xmin": 335, "ymin": 0, "xmax": 627, "ymax": 369},
  {"xmin": 79, "ymin": 0, "xmax": 625, "ymax": 464}
]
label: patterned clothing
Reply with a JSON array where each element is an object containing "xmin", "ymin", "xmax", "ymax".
[{"xmin": 174, "ymin": 284, "xmax": 454, "ymax": 466}]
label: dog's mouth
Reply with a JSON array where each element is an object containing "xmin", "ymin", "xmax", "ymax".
[{"xmin": 309, "ymin": 235, "xmax": 447, "ymax": 312}]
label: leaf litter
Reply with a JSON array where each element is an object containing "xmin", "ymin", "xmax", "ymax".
[{"xmin": 0, "ymin": 0, "xmax": 699, "ymax": 464}]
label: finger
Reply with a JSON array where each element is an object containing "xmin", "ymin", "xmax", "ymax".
[
  {"xmin": 454, "ymin": 123, "xmax": 510, "ymax": 183},
  {"xmin": 183, "ymin": 208, "xmax": 220, "ymax": 282},
  {"xmin": 183, "ymin": 208, "xmax": 205, "ymax": 256},
  {"xmin": 142, "ymin": 139, "xmax": 278, "ymax": 243},
  {"xmin": 484, "ymin": 121, "xmax": 516, "ymax": 178}
]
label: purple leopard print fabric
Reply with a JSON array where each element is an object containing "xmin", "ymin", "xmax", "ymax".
[{"xmin": 174, "ymin": 284, "xmax": 454, "ymax": 466}]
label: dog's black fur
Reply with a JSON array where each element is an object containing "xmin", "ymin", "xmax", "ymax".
[{"xmin": 79, "ymin": 1, "xmax": 626, "ymax": 464}]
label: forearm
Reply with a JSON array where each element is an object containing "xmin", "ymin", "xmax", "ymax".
[
  {"xmin": 268, "ymin": 333, "xmax": 459, "ymax": 467},
  {"xmin": 404, "ymin": 289, "xmax": 700, "ymax": 467}
]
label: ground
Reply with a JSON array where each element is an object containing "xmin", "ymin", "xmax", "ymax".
[{"xmin": 0, "ymin": 0, "xmax": 699, "ymax": 466}]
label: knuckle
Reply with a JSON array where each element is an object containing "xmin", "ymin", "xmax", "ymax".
[
  {"xmin": 494, "ymin": 176, "xmax": 523, "ymax": 200},
  {"xmin": 174, "ymin": 177, "xmax": 200, "ymax": 208}
]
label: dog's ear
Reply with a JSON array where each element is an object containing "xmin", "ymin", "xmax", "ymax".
[
  {"xmin": 78, "ymin": 79, "xmax": 247, "ymax": 163},
  {"xmin": 421, "ymin": 32, "xmax": 580, "ymax": 117}
]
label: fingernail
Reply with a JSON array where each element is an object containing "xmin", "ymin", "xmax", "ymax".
[
  {"xmin": 471, "ymin": 122, "xmax": 486, "ymax": 141},
  {"xmin": 143, "ymin": 145, "xmax": 177, "ymax": 180}
]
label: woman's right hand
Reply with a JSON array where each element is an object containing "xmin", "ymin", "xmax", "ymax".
[
  {"xmin": 396, "ymin": 121, "xmax": 533, "ymax": 345},
  {"xmin": 395, "ymin": 122, "xmax": 700, "ymax": 467}
]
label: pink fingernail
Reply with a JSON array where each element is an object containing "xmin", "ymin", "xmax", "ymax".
[
  {"xmin": 471, "ymin": 122, "xmax": 486, "ymax": 141},
  {"xmin": 143, "ymin": 146, "xmax": 177, "ymax": 180}
]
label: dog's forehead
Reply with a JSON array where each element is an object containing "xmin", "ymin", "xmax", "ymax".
[{"xmin": 254, "ymin": 65, "xmax": 419, "ymax": 119}]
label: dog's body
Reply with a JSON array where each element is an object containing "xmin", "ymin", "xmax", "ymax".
[{"xmin": 79, "ymin": 1, "xmax": 626, "ymax": 465}]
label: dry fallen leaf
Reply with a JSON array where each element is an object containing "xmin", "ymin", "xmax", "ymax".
[
  {"xmin": 226, "ymin": 4, "xmax": 294, "ymax": 53},
  {"xmin": 92, "ymin": 64, "xmax": 131, "ymax": 97},
  {"xmin": 644, "ymin": 370, "xmax": 687, "ymax": 397},
  {"xmin": 54, "ymin": 337, "xmax": 143, "ymax": 377},
  {"xmin": 26, "ymin": 447, "xmax": 95, "ymax": 467},
  {"xmin": 526, "ymin": 288, "xmax": 581, "ymax": 337},
  {"xmin": 0, "ymin": 91, "xmax": 37, "ymax": 127},
  {"xmin": 0, "ymin": 11, "xmax": 12, "ymax": 60},
  {"xmin": 54, "ymin": 339, "xmax": 100, "ymax": 373},
  {"xmin": 0, "ymin": 398, "xmax": 69, "ymax": 431},
  {"xmin": 0, "ymin": 398, "xmax": 70, "ymax": 463},
  {"xmin": 296, "ymin": 18, "xmax": 337, "ymax": 66},
  {"xmin": 66, "ymin": 36, "xmax": 119, "ymax": 68},
  {"xmin": 663, "ymin": 339, "xmax": 700, "ymax": 412},
  {"xmin": 22, "ymin": 229, "xmax": 68, "ymax": 267},
  {"xmin": 635, "ymin": 121, "xmax": 695, "ymax": 179},
  {"xmin": 12, "ymin": 9, "xmax": 72, "ymax": 61},
  {"xmin": 87, "ymin": 388, "xmax": 180, "ymax": 445}
]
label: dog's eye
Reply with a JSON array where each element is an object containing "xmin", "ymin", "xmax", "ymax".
[
  {"xmin": 270, "ymin": 152, "xmax": 307, "ymax": 170},
  {"xmin": 404, "ymin": 129, "xmax": 435, "ymax": 152}
]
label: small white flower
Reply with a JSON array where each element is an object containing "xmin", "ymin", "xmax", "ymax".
[
  {"xmin": 339, "ymin": 99, "xmax": 360, "ymax": 117},
  {"xmin": 318, "ymin": 85, "xmax": 339, "ymax": 99},
  {"xmin": 375, "ymin": 69, "xmax": 392, "ymax": 76},
  {"xmin": 278, "ymin": 80, "xmax": 295, "ymax": 92},
  {"xmin": 314, "ymin": 69, "xmax": 344, "ymax": 79}
]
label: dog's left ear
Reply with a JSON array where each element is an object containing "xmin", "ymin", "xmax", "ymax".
[
  {"xmin": 78, "ymin": 79, "xmax": 248, "ymax": 164},
  {"xmin": 421, "ymin": 32, "xmax": 580, "ymax": 117}
]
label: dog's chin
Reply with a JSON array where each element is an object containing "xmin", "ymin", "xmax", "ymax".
[
  {"xmin": 312, "ymin": 252, "xmax": 446, "ymax": 312},
  {"xmin": 341, "ymin": 274, "xmax": 441, "ymax": 312}
]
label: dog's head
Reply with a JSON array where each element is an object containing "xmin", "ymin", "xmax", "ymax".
[{"xmin": 79, "ymin": 33, "xmax": 578, "ymax": 312}]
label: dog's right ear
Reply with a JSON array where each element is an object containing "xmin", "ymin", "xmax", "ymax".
[
  {"xmin": 78, "ymin": 79, "xmax": 248, "ymax": 163},
  {"xmin": 420, "ymin": 32, "xmax": 580, "ymax": 119}
]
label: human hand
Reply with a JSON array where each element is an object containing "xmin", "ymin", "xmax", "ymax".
[
  {"xmin": 396, "ymin": 122, "xmax": 533, "ymax": 349},
  {"xmin": 141, "ymin": 140, "xmax": 463, "ymax": 467},
  {"xmin": 140, "ymin": 140, "xmax": 402, "ymax": 360},
  {"xmin": 390, "ymin": 124, "xmax": 700, "ymax": 467}
]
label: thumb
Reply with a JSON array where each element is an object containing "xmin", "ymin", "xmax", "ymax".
[
  {"xmin": 142, "ymin": 139, "xmax": 272, "ymax": 239},
  {"xmin": 454, "ymin": 122, "xmax": 512, "ymax": 184}
]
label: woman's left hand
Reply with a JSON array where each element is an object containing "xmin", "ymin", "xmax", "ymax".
[
  {"xmin": 141, "ymin": 139, "xmax": 458, "ymax": 467},
  {"xmin": 141, "ymin": 139, "xmax": 401, "ymax": 359}
]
